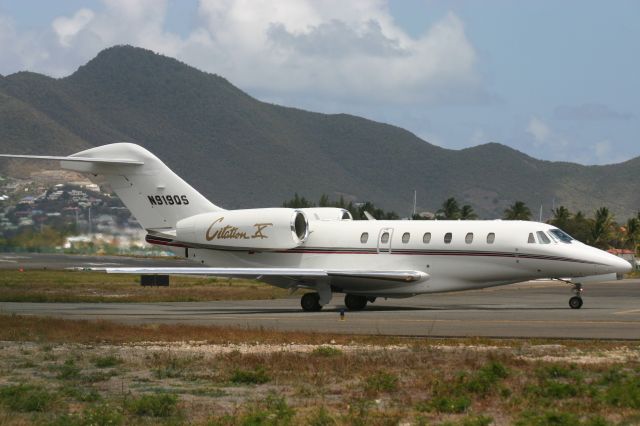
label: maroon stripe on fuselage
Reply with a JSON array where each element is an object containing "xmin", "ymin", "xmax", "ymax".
[{"xmin": 142, "ymin": 238, "xmax": 603, "ymax": 266}]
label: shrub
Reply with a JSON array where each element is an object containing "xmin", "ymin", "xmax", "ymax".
[
  {"xmin": 462, "ymin": 361, "xmax": 509, "ymax": 395},
  {"xmin": 536, "ymin": 364, "xmax": 580, "ymax": 380},
  {"xmin": 515, "ymin": 410, "xmax": 581, "ymax": 426},
  {"xmin": 460, "ymin": 416, "xmax": 494, "ymax": 426},
  {"xmin": 0, "ymin": 384, "xmax": 55, "ymax": 412},
  {"xmin": 534, "ymin": 381, "xmax": 580, "ymax": 399},
  {"xmin": 230, "ymin": 366, "xmax": 270, "ymax": 385},
  {"xmin": 82, "ymin": 403, "xmax": 124, "ymax": 425},
  {"xmin": 56, "ymin": 359, "xmax": 81, "ymax": 380},
  {"xmin": 237, "ymin": 394, "xmax": 295, "ymax": 425},
  {"xmin": 603, "ymin": 374, "xmax": 640, "ymax": 408},
  {"xmin": 94, "ymin": 355, "xmax": 121, "ymax": 368},
  {"xmin": 312, "ymin": 346, "xmax": 343, "ymax": 357},
  {"xmin": 416, "ymin": 395, "xmax": 471, "ymax": 414},
  {"xmin": 308, "ymin": 406, "xmax": 336, "ymax": 426},
  {"xmin": 127, "ymin": 393, "xmax": 179, "ymax": 417},
  {"xmin": 364, "ymin": 371, "xmax": 399, "ymax": 393},
  {"xmin": 60, "ymin": 385, "xmax": 101, "ymax": 402}
]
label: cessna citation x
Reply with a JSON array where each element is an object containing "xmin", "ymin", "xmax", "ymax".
[{"xmin": 1, "ymin": 143, "xmax": 631, "ymax": 311}]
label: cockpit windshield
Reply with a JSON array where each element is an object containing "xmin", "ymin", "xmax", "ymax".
[{"xmin": 550, "ymin": 228, "xmax": 574, "ymax": 243}]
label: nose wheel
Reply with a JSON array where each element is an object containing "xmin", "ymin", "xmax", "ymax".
[
  {"xmin": 569, "ymin": 296, "xmax": 583, "ymax": 309},
  {"xmin": 568, "ymin": 282, "xmax": 583, "ymax": 309}
]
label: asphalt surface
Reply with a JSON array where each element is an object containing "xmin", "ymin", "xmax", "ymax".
[
  {"xmin": 0, "ymin": 253, "xmax": 638, "ymax": 339},
  {"xmin": 0, "ymin": 252, "xmax": 190, "ymax": 270}
]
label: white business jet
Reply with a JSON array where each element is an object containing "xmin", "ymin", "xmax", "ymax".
[{"xmin": 1, "ymin": 143, "xmax": 631, "ymax": 311}]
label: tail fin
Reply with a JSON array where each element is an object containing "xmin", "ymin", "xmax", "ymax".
[{"xmin": 1, "ymin": 143, "xmax": 222, "ymax": 230}]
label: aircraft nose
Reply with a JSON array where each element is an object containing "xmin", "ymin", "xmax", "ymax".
[{"xmin": 600, "ymin": 252, "xmax": 633, "ymax": 275}]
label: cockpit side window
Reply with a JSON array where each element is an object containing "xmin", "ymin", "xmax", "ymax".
[
  {"xmin": 528, "ymin": 233, "xmax": 536, "ymax": 244},
  {"xmin": 536, "ymin": 231, "xmax": 551, "ymax": 244},
  {"xmin": 550, "ymin": 229, "xmax": 573, "ymax": 243}
]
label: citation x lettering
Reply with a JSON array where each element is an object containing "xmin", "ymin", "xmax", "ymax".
[{"xmin": 0, "ymin": 143, "xmax": 631, "ymax": 312}]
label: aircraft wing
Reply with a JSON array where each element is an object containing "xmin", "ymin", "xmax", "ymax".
[{"xmin": 103, "ymin": 267, "xmax": 429, "ymax": 283}]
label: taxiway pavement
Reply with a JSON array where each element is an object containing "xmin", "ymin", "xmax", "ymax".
[
  {"xmin": 0, "ymin": 252, "xmax": 189, "ymax": 270},
  {"xmin": 2, "ymin": 277, "xmax": 639, "ymax": 339}
]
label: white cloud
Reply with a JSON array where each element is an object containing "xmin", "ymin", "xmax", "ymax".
[
  {"xmin": 526, "ymin": 116, "xmax": 551, "ymax": 146},
  {"xmin": 52, "ymin": 9, "xmax": 95, "ymax": 47},
  {"xmin": 0, "ymin": 0, "xmax": 487, "ymax": 107},
  {"xmin": 592, "ymin": 140, "xmax": 628, "ymax": 164},
  {"xmin": 469, "ymin": 128, "xmax": 486, "ymax": 146},
  {"xmin": 594, "ymin": 140, "xmax": 611, "ymax": 161}
]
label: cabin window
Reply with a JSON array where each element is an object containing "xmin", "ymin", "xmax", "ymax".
[
  {"xmin": 465, "ymin": 233, "xmax": 474, "ymax": 244},
  {"xmin": 550, "ymin": 229, "xmax": 573, "ymax": 243},
  {"xmin": 360, "ymin": 232, "xmax": 369, "ymax": 244},
  {"xmin": 402, "ymin": 232, "xmax": 410, "ymax": 243},
  {"xmin": 423, "ymin": 232, "xmax": 431, "ymax": 243},
  {"xmin": 381, "ymin": 232, "xmax": 390, "ymax": 244},
  {"xmin": 536, "ymin": 231, "xmax": 551, "ymax": 244},
  {"xmin": 487, "ymin": 233, "xmax": 495, "ymax": 244},
  {"xmin": 528, "ymin": 233, "xmax": 536, "ymax": 243},
  {"xmin": 444, "ymin": 232, "xmax": 453, "ymax": 244}
]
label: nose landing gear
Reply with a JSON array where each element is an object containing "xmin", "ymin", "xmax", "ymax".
[{"xmin": 568, "ymin": 282, "xmax": 583, "ymax": 309}]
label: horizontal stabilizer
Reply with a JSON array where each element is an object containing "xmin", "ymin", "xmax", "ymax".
[
  {"xmin": 102, "ymin": 267, "xmax": 429, "ymax": 283},
  {"xmin": 0, "ymin": 154, "xmax": 144, "ymax": 165}
]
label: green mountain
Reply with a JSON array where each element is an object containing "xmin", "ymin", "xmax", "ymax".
[{"xmin": 0, "ymin": 45, "xmax": 637, "ymax": 219}]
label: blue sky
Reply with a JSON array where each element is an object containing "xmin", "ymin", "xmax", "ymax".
[{"xmin": 0, "ymin": 0, "xmax": 638, "ymax": 165}]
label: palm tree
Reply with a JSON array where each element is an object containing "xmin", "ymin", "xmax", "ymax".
[
  {"xmin": 591, "ymin": 207, "xmax": 613, "ymax": 248},
  {"xmin": 460, "ymin": 204, "xmax": 478, "ymax": 220},
  {"xmin": 550, "ymin": 206, "xmax": 571, "ymax": 229},
  {"xmin": 565, "ymin": 210, "xmax": 589, "ymax": 243},
  {"xmin": 438, "ymin": 197, "xmax": 460, "ymax": 219},
  {"xmin": 503, "ymin": 201, "xmax": 531, "ymax": 220},
  {"xmin": 625, "ymin": 217, "xmax": 640, "ymax": 251}
]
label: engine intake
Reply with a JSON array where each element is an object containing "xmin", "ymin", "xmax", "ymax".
[{"xmin": 176, "ymin": 208, "xmax": 309, "ymax": 250}]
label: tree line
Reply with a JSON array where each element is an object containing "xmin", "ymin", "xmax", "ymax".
[
  {"xmin": 283, "ymin": 194, "xmax": 639, "ymax": 251},
  {"xmin": 282, "ymin": 193, "xmax": 400, "ymax": 220}
]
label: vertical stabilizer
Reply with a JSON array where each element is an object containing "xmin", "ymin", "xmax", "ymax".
[{"xmin": 61, "ymin": 143, "xmax": 222, "ymax": 230}]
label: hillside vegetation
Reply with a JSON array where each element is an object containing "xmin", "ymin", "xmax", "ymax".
[{"xmin": 1, "ymin": 45, "xmax": 638, "ymax": 218}]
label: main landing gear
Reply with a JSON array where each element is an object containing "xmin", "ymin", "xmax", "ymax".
[
  {"xmin": 568, "ymin": 282, "xmax": 583, "ymax": 309},
  {"xmin": 299, "ymin": 292, "xmax": 376, "ymax": 312},
  {"xmin": 300, "ymin": 292, "xmax": 322, "ymax": 312},
  {"xmin": 344, "ymin": 294, "xmax": 370, "ymax": 311}
]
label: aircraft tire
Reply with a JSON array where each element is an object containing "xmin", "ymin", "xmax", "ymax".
[
  {"xmin": 569, "ymin": 296, "xmax": 583, "ymax": 309},
  {"xmin": 344, "ymin": 294, "xmax": 368, "ymax": 311},
  {"xmin": 301, "ymin": 293, "xmax": 322, "ymax": 312}
]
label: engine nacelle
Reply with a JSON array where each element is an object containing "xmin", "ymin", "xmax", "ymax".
[
  {"xmin": 299, "ymin": 207, "xmax": 352, "ymax": 221},
  {"xmin": 176, "ymin": 208, "xmax": 308, "ymax": 250}
]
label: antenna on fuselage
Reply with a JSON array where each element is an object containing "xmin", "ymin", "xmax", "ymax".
[{"xmin": 412, "ymin": 190, "xmax": 417, "ymax": 220}]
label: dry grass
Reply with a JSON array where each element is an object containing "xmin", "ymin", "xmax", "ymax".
[
  {"xmin": 0, "ymin": 336, "xmax": 638, "ymax": 425},
  {"xmin": 0, "ymin": 270, "xmax": 288, "ymax": 302},
  {"xmin": 0, "ymin": 314, "xmax": 399, "ymax": 345},
  {"xmin": 0, "ymin": 315, "xmax": 639, "ymax": 424}
]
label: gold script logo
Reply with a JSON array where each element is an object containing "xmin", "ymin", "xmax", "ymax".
[{"xmin": 205, "ymin": 217, "xmax": 273, "ymax": 241}]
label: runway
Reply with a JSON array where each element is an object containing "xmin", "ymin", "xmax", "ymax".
[
  {"xmin": 0, "ymin": 252, "xmax": 189, "ymax": 270},
  {"xmin": 2, "ymin": 278, "xmax": 639, "ymax": 339}
]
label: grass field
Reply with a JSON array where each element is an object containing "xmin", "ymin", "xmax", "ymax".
[
  {"xmin": 0, "ymin": 270, "xmax": 288, "ymax": 302},
  {"xmin": 0, "ymin": 315, "xmax": 638, "ymax": 425}
]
